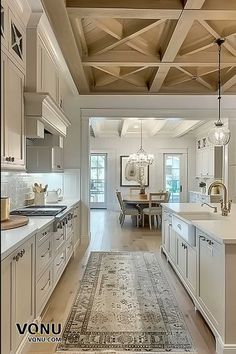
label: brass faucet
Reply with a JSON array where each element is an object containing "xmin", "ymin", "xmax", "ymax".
[{"xmin": 208, "ymin": 181, "xmax": 232, "ymax": 216}]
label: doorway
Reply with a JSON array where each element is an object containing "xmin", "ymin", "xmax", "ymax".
[
  {"xmin": 163, "ymin": 153, "xmax": 188, "ymax": 202},
  {"xmin": 90, "ymin": 153, "xmax": 107, "ymax": 209}
]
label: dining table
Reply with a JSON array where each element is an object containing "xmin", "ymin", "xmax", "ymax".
[{"xmin": 123, "ymin": 193, "xmax": 162, "ymax": 204}]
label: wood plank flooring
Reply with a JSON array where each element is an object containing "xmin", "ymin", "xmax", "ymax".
[{"xmin": 23, "ymin": 210, "xmax": 216, "ymax": 354}]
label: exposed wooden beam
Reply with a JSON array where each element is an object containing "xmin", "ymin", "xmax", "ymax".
[
  {"xmin": 178, "ymin": 67, "xmax": 214, "ymax": 90},
  {"xmin": 172, "ymin": 120, "xmax": 202, "ymax": 137},
  {"xmin": 222, "ymin": 68, "xmax": 236, "ymax": 92},
  {"xmin": 180, "ymin": 35, "xmax": 214, "ymax": 56},
  {"xmin": 120, "ymin": 119, "xmax": 130, "ymax": 137},
  {"xmin": 149, "ymin": 13, "xmax": 194, "ymax": 91},
  {"xmin": 93, "ymin": 66, "xmax": 146, "ymax": 87},
  {"xmin": 82, "ymin": 51, "xmax": 236, "ymax": 66},
  {"xmin": 72, "ymin": 18, "xmax": 88, "ymax": 56},
  {"xmin": 41, "ymin": 0, "xmax": 89, "ymax": 93},
  {"xmin": 150, "ymin": 120, "xmax": 167, "ymax": 136},
  {"xmin": 183, "ymin": 0, "xmax": 206, "ymax": 9},
  {"xmin": 199, "ymin": 20, "xmax": 236, "ymax": 56},
  {"xmin": 149, "ymin": 67, "xmax": 170, "ymax": 91},
  {"xmin": 90, "ymin": 19, "xmax": 166, "ymax": 56},
  {"xmin": 94, "ymin": 18, "xmax": 123, "ymax": 40}
]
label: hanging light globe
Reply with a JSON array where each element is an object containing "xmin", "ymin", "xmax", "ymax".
[
  {"xmin": 207, "ymin": 38, "xmax": 231, "ymax": 146},
  {"xmin": 208, "ymin": 121, "xmax": 231, "ymax": 146}
]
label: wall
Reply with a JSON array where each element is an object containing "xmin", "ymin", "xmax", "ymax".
[
  {"xmin": 90, "ymin": 135, "xmax": 196, "ymax": 210},
  {"xmin": 0, "ymin": 170, "xmax": 80, "ymax": 210}
]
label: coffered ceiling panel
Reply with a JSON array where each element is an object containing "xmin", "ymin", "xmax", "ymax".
[{"xmin": 42, "ymin": 0, "xmax": 236, "ymax": 94}]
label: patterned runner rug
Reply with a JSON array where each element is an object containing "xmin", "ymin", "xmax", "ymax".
[{"xmin": 57, "ymin": 252, "xmax": 195, "ymax": 353}]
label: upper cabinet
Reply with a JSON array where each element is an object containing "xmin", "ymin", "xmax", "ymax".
[
  {"xmin": 37, "ymin": 37, "xmax": 59, "ymax": 103},
  {"xmin": 1, "ymin": 1, "xmax": 26, "ymax": 171},
  {"xmin": 196, "ymin": 138, "xmax": 223, "ymax": 179}
]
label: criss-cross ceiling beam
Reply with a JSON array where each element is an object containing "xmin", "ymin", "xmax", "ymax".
[
  {"xmin": 199, "ymin": 20, "xmax": 236, "ymax": 56},
  {"xmin": 149, "ymin": 13, "xmax": 194, "ymax": 92},
  {"xmin": 94, "ymin": 66, "xmax": 146, "ymax": 88},
  {"xmin": 90, "ymin": 19, "xmax": 166, "ymax": 56},
  {"xmin": 221, "ymin": 68, "xmax": 236, "ymax": 92}
]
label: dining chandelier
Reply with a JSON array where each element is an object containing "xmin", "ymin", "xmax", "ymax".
[
  {"xmin": 207, "ymin": 38, "xmax": 231, "ymax": 146},
  {"xmin": 128, "ymin": 120, "xmax": 154, "ymax": 167}
]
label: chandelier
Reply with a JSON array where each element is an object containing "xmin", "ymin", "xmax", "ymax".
[
  {"xmin": 207, "ymin": 39, "xmax": 231, "ymax": 146},
  {"xmin": 128, "ymin": 120, "xmax": 154, "ymax": 167}
]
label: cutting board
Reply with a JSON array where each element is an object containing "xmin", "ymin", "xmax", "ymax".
[{"xmin": 1, "ymin": 216, "xmax": 29, "ymax": 230}]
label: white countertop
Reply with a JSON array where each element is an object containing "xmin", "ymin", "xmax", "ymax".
[
  {"xmin": 1, "ymin": 199, "xmax": 80, "ymax": 261},
  {"xmin": 163, "ymin": 203, "xmax": 236, "ymax": 244}
]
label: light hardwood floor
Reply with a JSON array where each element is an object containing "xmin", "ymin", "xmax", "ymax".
[{"xmin": 24, "ymin": 210, "xmax": 216, "ymax": 354}]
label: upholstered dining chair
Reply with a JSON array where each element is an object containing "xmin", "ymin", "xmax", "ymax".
[
  {"xmin": 116, "ymin": 191, "xmax": 141, "ymax": 227},
  {"xmin": 142, "ymin": 192, "xmax": 170, "ymax": 230}
]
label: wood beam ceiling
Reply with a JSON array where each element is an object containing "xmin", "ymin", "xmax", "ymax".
[{"xmin": 43, "ymin": 0, "xmax": 236, "ymax": 94}]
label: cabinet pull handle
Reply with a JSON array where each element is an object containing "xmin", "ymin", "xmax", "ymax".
[
  {"xmin": 5, "ymin": 156, "xmax": 10, "ymax": 161},
  {"xmin": 207, "ymin": 239, "xmax": 214, "ymax": 246},
  {"xmin": 41, "ymin": 277, "xmax": 51, "ymax": 291},
  {"xmin": 199, "ymin": 235, "xmax": 206, "ymax": 241},
  {"xmin": 13, "ymin": 255, "xmax": 20, "ymax": 261},
  {"xmin": 11, "ymin": 157, "xmax": 15, "ymax": 162},
  {"xmin": 74, "ymin": 215, "xmax": 78, "ymax": 218},
  {"xmin": 56, "ymin": 256, "xmax": 64, "ymax": 267},
  {"xmin": 41, "ymin": 245, "xmax": 51, "ymax": 258},
  {"xmin": 56, "ymin": 233, "xmax": 64, "ymax": 241},
  {"xmin": 177, "ymin": 224, "xmax": 182, "ymax": 230}
]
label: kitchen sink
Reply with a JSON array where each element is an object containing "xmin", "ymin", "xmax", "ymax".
[{"xmin": 178, "ymin": 212, "xmax": 223, "ymax": 221}]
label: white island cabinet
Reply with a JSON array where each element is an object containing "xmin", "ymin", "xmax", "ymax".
[
  {"xmin": 162, "ymin": 203, "xmax": 236, "ymax": 354},
  {"xmin": 1, "ymin": 235, "xmax": 35, "ymax": 354}
]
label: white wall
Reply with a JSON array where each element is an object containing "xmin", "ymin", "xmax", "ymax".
[{"xmin": 90, "ymin": 135, "xmax": 196, "ymax": 210}]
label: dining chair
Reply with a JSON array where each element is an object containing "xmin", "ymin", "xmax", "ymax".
[
  {"xmin": 142, "ymin": 192, "xmax": 170, "ymax": 230},
  {"xmin": 116, "ymin": 191, "xmax": 141, "ymax": 227}
]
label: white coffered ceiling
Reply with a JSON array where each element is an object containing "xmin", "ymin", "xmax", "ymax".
[
  {"xmin": 89, "ymin": 118, "xmax": 203, "ymax": 138},
  {"xmin": 42, "ymin": 0, "xmax": 236, "ymax": 95}
]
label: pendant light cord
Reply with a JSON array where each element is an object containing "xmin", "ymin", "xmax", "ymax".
[
  {"xmin": 140, "ymin": 119, "xmax": 143, "ymax": 150},
  {"xmin": 218, "ymin": 41, "xmax": 221, "ymax": 124}
]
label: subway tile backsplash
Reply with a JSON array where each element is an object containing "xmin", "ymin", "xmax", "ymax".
[{"xmin": 1, "ymin": 169, "xmax": 80, "ymax": 210}]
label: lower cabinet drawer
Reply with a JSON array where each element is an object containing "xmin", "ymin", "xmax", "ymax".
[
  {"xmin": 36, "ymin": 236, "xmax": 53, "ymax": 278},
  {"xmin": 54, "ymin": 228, "xmax": 65, "ymax": 251},
  {"xmin": 36, "ymin": 265, "xmax": 53, "ymax": 316},
  {"xmin": 54, "ymin": 249, "xmax": 66, "ymax": 284},
  {"xmin": 66, "ymin": 236, "xmax": 74, "ymax": 262}
]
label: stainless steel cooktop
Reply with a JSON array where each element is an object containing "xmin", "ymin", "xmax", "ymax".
[{"xmin": 10, "ymin": 205, "xmax": 67, "ymax": 216}]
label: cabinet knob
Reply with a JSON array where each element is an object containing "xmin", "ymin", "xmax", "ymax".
[
  {"xmin": 13, "ymin": 255, "xmax": 19, "ymax": 261},
  {"xmin": 5, "ymin": 156, "xmax": 10, "ymax": 161},
  {"xmin": 11, "ymin": 157, "xmax": 15, "ymax": 162}
]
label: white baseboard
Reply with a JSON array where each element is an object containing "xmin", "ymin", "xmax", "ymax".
[{"xmin": 216, "ymin": 337, "xmax": 236, "ymax": 354}]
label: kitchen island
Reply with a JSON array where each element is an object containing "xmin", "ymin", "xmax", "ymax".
[{"xmin": 162, "ymin": 203, "xmax": 236, "ymax": 354}]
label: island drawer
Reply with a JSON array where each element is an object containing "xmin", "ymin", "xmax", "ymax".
[
  {"xmin": 36, "ymin": 265, "xmax": 53, "ymax": 316},
  {"xmin": 36, "ymin": 235, "xmax": 53, "ymax": 278},
  {"xmin": 172, "ymin": 215, "xmax": 196, "ymax": 246}
]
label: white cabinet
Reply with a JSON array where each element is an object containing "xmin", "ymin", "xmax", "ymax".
[
  {"xmin": 37, "ymin": 37, "xmax": 59, "ymax": 103},
  {"xmin": 169, "ymin": 227, "xmax": 176, "ymax": 262},
  {"xmin": 1, "ymin": 235, "xmax": 35, "ymax": 354},
  {"xmin": 1, "ymin": 50, "xmax": 25, "ymax": 170},
  {"xmin": 196, "ymin": 143, "xmax": 223, "ymax": 179},
  {"xmin": 176, "ymin": 234, "xmax": 187, "ymax": 277},
  {"xmin": 26, "ymin": 145, "xmax": 63, "ymax": 173},
  {"xmin": 73, "ymin": 203, "xmax": 80, "ymax": 249},
  {"xmin": 197, "ymin": 230, "xmax": 224, "ymax": 330}
]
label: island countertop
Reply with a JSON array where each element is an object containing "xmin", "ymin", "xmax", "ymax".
[{"xmin": 162, "ymin": 203, "xmax": 236, "ymax": 244}]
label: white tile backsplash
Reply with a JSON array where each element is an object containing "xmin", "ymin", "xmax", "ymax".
[{"xmin": 1, "ymin": 169, "xmax": 80, "ymax": 210}]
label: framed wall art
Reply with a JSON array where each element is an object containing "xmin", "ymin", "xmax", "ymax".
[{"xmin": 120, "ymin": 156, "xmax": 149, "ymax": 187}]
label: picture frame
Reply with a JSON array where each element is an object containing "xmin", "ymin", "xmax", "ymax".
[{"xmin": 120, "ymin": 156, "xmax": 149, "ymax": 187}]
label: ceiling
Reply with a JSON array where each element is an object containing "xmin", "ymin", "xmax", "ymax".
[
  {"xmin": 42, "ymin": 0, "xmax": 236, "ymax": 95},
  {"xmin": 89, "ymin": 118, "xmax": 203, "ymax": 138}
]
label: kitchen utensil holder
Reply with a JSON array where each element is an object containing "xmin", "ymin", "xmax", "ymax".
[{"xmin": 34, "ymin": 192, "xmax": 46, "ymax": 205}]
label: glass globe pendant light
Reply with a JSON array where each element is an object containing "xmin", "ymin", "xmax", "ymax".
[
  {"xmin": 128, "ymin": 120, "xmax": 154, "ymax": 167},
  {"xmin": 208, "ymin": 38, "xmax": 231, "ymax": 146}
]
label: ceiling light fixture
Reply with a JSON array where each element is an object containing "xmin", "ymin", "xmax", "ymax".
[
  {"xmin": 207, "ymin": 38, "xmax": 231, "ymax": 146},
  {"xmin": 128, "ymin": 120, "xmax": 154, "ymax": 167}
]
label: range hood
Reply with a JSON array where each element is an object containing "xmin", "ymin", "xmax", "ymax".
[{"xmin": 24, "ymin": 92, "xmax": 71, "ymax": 138}]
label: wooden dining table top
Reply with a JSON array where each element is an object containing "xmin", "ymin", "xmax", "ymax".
[{"xmin": 123, "ymin": 193, "xmax": 163, "ymax": 204}]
